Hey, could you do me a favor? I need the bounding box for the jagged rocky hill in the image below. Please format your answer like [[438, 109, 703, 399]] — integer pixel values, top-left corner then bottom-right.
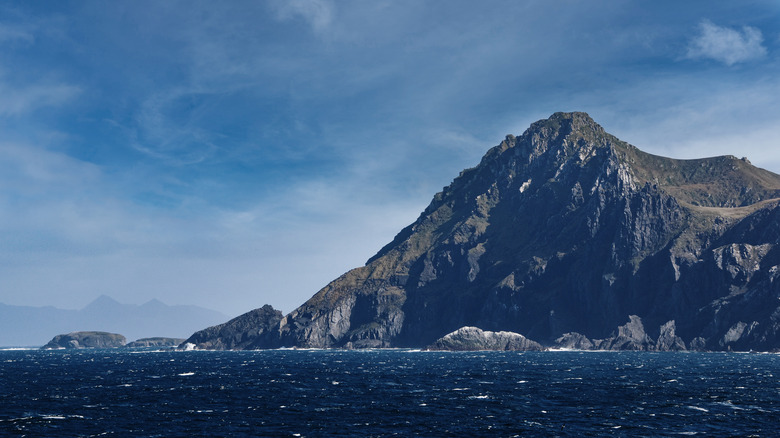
[[185, 112, 780, 351]]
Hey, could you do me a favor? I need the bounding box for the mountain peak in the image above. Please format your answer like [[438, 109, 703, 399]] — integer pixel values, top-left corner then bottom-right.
[[477, 111, 610, 171], [83, 295, 124, 311], [524, 111, 605, 143], [542, 111, 599, 129]]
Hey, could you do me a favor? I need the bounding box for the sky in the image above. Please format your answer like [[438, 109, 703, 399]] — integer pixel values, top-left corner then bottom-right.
[[1, 1, 779, 317]]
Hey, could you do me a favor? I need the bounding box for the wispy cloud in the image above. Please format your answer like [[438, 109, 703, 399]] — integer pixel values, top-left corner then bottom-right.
[[130, 88, 220, 166], [686, 19, 767, 65], [269, 0, 334, 34], [0, 23, 34, 44], [0, 81, 80, 116]]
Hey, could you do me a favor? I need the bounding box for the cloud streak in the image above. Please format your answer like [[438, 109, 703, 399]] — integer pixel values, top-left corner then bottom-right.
[[0, 81, 80, 116], [269, 0, 334, 34]]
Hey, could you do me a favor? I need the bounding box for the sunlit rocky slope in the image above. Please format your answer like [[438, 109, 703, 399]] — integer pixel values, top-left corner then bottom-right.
[[185, 112, 780, 351]]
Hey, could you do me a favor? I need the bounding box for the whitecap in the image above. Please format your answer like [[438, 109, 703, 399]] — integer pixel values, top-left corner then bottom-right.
[[178, 372, 195, 376], [687, 406, 709, 413], [714, 401, 745, 411]]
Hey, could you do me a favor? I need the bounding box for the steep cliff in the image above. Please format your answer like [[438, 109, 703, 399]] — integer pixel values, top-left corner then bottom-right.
[[190, 112, 780, 351]]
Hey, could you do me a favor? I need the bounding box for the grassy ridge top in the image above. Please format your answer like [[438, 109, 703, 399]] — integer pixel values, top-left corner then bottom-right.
[[613, 140, 780, 208]]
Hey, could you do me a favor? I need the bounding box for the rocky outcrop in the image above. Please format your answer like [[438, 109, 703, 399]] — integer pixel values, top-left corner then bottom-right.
[[125, 337, 185, 348], [655, 321, 687, 351], [554, 317, 687, 351], [595, 315, 656, 351], [186, 112, 780, 351], [554, 332, 595, 350], [426, 326, 544, 351], [181, 304, 283, 350], [41, 331, 126, 349]]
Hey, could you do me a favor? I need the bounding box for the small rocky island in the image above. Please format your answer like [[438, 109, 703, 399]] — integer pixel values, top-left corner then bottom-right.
[[125, 337, 186, 348], [42, 331, 126, 349], [427, 327, 544, 351], [41, 331, 185, 349]]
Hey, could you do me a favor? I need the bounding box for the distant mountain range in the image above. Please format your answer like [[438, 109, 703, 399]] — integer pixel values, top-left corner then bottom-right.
[[184, 112, 780, 351], [0, 295, 228, 347]]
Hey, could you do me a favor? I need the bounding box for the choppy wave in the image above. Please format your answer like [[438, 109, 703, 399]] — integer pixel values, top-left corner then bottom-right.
[[1, 349, 778, 436]]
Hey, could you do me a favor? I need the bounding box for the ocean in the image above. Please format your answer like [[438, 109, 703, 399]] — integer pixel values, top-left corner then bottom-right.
[[1, 349, 778, 437]]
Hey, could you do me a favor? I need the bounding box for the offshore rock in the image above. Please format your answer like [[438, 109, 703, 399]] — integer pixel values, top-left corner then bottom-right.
[[426, 326, 544, 351], [41, 331, 126, 349], [186, 112, 780, 351]]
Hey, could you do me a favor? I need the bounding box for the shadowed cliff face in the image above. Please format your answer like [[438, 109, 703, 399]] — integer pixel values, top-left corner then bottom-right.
[[187, 112, 780, 351]]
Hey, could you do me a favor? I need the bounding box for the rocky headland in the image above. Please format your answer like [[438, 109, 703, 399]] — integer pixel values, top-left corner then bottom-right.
[[183, 112, 780, 352]]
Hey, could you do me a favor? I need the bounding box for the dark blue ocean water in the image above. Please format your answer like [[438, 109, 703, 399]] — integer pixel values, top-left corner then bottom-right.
[[1, 349, 778, 437]]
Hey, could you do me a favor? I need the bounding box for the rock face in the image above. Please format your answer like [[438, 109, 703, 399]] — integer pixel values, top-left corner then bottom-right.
[[188, 112, 780, 351], [427, 326, 544, 351], [125, 337, 185, 348], [41, 331, 126, 349]]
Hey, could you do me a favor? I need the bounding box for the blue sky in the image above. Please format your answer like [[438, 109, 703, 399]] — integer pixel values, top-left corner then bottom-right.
[[1, 1, 779, 317]]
